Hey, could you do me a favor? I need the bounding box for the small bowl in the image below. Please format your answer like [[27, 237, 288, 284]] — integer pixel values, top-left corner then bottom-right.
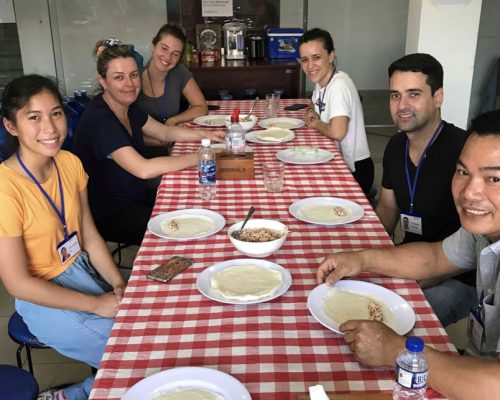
[[227, 219, 288, 258], [224, 114, 258, 131]]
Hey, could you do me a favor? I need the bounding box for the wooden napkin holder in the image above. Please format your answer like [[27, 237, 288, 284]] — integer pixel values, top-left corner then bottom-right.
[[215, 151, 255, 180]]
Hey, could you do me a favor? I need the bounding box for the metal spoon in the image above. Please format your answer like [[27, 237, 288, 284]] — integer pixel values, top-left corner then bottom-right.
[[243, 97, 259, 121], [233, 206, 256, 239]]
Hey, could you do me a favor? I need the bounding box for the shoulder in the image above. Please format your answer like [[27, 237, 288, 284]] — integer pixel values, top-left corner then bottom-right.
[[173, 62, 192, 76], [442, 121, 469, 143]]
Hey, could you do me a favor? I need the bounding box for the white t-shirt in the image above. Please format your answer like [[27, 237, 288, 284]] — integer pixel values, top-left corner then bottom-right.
[[311, 70, 370, 172]]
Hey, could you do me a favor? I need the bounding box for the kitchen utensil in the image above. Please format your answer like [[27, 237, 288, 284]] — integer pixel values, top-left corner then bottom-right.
[[243, 97, 259, 121], [232, 206, 255, 239]]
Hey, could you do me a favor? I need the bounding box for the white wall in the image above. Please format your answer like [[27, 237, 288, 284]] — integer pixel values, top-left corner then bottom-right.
[[14, 0, 167, 96], [469, 0, 500, 121], [13, 0, 57, 77], [406, 0, 482, 129], [280, 0, 304, 28], [306, 0, 409, 91]]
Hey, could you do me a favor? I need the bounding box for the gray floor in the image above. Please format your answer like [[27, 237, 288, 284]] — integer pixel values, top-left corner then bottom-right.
[[0, 92, 468, 391]]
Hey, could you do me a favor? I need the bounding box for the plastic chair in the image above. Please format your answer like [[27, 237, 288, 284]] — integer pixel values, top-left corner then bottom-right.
[[0, 364, 39, 400], [8, 312, 49, 375]]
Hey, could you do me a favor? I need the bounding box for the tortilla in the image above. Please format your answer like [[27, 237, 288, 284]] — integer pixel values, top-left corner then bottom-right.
[[323, 287, 395, 330], [160, 215, 215, 238], [299, 204, 350, 223], [154, 389, 224, 400], [211, 265, 283, 300], [267, 121, 296, 129], [255, 127, 294, 142]]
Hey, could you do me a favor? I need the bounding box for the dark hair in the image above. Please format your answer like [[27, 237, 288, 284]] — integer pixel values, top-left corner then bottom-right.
[[95, 42, 135, 78], [1, 74, 63, 158], [388, 53, 443, 95], [2, 74, 63, 121], [152, 24, 187, 48], [299, 28, 335, 54], [468, 110, 500, 136]]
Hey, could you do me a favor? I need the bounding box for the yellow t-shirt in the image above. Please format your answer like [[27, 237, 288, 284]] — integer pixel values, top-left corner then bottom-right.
[[0, 151, 88, 280]]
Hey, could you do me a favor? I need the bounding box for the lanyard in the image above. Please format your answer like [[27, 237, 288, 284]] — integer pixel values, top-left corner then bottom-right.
[[16, 151, 69, 238], [405, 122, 444, 213], [314, 68, 335, 117]]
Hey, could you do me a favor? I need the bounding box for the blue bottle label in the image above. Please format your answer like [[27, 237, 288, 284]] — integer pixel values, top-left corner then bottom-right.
[[395, 364, 428, 389], [199, 160, 216, 184]]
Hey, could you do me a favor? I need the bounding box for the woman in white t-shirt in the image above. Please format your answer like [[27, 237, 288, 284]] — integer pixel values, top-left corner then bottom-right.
[[299, 28, 374, 197]]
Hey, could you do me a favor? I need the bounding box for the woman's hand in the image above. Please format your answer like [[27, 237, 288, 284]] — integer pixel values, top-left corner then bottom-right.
[[201, 129, 225, 143], [305, 108, 320, 126], [91, 292, 122, 318]]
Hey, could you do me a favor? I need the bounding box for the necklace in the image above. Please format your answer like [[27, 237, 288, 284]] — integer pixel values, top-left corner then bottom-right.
[[315, 67, 336, 117], [146, 67, 167, 122]]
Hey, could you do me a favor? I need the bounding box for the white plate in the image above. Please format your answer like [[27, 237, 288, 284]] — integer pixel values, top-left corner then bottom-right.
[[308, 281, 416, 335], [147, 209, 226, 240], [245, 130, 295, 145], [276, 148, 334, 164], [196, 258, 292, 305], [289, 197, 364, 226], [122, 366, 251, 400], [193, 115, 229, 127], [211, 143, 254, 152], [258, 117, 305, 130]]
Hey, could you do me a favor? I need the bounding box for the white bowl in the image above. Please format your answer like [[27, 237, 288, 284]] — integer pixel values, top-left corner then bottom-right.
[[227, 219, 288, 258], [224, 114, 258, 131]]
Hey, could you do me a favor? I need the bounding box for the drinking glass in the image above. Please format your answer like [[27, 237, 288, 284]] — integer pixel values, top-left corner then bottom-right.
[[262, 162, 285, 192]]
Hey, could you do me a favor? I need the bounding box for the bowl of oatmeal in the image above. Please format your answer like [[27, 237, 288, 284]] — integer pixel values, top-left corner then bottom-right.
[[227, 219, 288, 258]]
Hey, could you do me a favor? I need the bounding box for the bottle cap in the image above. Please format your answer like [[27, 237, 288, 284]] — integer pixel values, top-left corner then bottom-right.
[[231, 107, 240, 123], [201, 138, 211, 147], [405, 336, 424, 352]]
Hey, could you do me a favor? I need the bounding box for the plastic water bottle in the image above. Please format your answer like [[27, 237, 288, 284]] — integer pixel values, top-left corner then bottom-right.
[[393, 336, 428, 400], [198, 138, 217, 200], [225, 107, 246, 154]]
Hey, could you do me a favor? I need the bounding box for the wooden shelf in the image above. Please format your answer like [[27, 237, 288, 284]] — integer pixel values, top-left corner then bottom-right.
[[187, 58, 301, 100]]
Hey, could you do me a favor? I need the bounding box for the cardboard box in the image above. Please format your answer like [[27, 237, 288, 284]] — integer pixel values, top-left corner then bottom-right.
[[216, 151, 254, 180], [267, 27, 303, 59]]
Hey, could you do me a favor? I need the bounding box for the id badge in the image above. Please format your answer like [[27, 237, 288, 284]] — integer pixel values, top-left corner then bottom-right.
[[57, 231, 81, 264], [400, 213, 422, 235], [468, 308, 485, 353]]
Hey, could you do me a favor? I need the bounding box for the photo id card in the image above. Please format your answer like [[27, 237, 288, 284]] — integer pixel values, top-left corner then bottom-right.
[[468, 308, 485, 353], [400, 213, 422, 235], [57, 231, 80, 264]]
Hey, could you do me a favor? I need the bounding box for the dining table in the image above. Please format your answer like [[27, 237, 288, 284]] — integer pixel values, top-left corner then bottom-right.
[[89, 99, 458, 400]]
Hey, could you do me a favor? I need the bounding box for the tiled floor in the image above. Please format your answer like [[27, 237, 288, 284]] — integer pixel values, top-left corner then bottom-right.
[[1, 93, 468, 392]]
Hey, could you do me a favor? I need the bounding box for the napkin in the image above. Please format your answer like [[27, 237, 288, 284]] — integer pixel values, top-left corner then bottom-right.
[[309, 384, 330, 400]]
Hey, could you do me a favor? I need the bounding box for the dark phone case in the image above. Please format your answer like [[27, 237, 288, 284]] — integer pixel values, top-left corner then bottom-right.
[[208, 105, 221, 110], [284, 104, 308, 111], [147, 256, 193, 283]]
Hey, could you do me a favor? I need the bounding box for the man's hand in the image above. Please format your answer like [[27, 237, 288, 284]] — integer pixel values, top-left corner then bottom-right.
[[316, 252, 364, 285], [340, 320, 405, 367]]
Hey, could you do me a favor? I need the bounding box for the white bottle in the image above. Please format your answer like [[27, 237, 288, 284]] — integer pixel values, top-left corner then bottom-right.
[[198, 138, 217, 200], [225, 108, 246, 154], [393, 336, 429, 400]]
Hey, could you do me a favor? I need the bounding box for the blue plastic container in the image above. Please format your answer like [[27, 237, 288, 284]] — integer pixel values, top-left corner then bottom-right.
[[266, 28, 303, 59]]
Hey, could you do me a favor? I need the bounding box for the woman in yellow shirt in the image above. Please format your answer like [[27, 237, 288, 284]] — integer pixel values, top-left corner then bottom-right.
[[0, 74, 125, 400]]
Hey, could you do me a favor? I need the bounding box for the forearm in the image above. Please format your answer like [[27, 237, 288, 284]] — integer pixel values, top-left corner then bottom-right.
[[312, 119, 346, 141], [426, 347, 500, 400], [358, 242, 444, 280], [9, 276, 99, 313], [167, 104, 208, 126], [139, 153, 197, 179]]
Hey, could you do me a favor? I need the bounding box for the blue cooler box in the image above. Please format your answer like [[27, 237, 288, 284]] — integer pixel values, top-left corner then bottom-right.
[[266, 27, 303, 59]]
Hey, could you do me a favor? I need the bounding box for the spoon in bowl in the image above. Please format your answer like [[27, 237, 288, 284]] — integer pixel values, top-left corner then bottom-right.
[[243, 97, 259, 121], [233, 206, 256, 239]]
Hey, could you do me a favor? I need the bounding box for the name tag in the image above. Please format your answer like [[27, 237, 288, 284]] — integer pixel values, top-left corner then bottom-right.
[[400, 213, 422, 235], [57, 231, 81, 264]]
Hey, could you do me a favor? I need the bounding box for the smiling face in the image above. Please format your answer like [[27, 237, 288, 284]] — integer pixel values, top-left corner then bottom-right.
[[299, 39, 334, 87], [389, 71, 443, 134], [3, 90, 66, 162], [97, 57, 140, 106], [452, 133, 500, 242], [151, 33, 183, 73]]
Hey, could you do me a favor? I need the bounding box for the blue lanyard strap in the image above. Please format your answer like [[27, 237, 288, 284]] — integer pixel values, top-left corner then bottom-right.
[[314, 68, 335, 117], [404, 122, 444, 213], [16, 151, 69, 238]]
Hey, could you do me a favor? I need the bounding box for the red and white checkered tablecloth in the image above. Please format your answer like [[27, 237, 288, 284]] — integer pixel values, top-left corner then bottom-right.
[[90, 99, 456, 400]]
